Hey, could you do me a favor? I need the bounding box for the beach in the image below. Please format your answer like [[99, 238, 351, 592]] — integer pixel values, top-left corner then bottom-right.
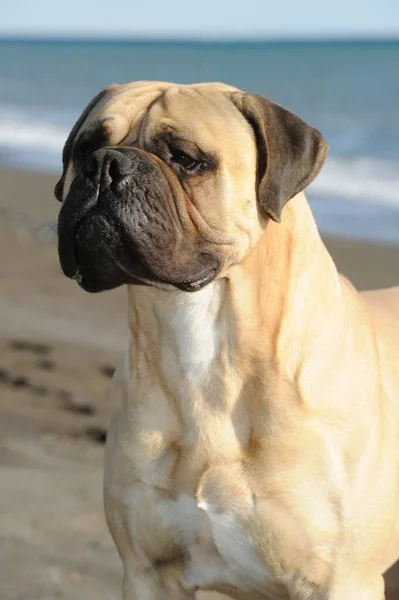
[[0, 168, 397, 599]]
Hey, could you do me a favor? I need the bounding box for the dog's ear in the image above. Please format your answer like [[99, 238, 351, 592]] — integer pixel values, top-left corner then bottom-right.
[[231, 93, 328, 222], [54, 86, 116, 202]]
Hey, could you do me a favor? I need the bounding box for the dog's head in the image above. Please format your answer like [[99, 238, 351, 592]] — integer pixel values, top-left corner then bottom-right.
[[56, 82, 327, 293]]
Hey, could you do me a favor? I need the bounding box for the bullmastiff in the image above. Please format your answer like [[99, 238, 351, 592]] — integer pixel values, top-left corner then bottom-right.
[[55, 81, 399, 599]]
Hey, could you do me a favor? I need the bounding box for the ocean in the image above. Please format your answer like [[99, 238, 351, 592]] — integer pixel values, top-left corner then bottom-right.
[[0, 39, 398, 244]]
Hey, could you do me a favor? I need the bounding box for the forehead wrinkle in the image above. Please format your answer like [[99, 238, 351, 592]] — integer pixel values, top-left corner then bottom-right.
[[134, 89, 168, 146], [86, 85, 169, 145], [154, 87, 246, 151]]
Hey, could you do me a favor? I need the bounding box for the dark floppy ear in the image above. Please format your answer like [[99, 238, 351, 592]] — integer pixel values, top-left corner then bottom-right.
[[54, 86, 115, 202], [231, 93, 328, 222]]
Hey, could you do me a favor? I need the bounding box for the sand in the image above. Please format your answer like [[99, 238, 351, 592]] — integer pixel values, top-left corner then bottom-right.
[[0, 169, 398, 600]]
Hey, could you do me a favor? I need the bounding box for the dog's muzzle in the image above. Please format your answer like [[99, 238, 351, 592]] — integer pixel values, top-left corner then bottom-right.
[[57, 147, 219, 293]]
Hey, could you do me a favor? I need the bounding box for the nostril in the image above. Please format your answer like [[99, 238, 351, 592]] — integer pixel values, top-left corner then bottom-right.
[[108, 158, 122, 182], [108, 156, 130, 183]]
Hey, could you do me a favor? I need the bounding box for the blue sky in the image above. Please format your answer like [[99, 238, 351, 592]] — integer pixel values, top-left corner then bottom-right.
[[1, 0, 399, 39]]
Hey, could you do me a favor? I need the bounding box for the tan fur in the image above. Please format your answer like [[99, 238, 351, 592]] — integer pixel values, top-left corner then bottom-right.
[[59, 82, 399, 599]]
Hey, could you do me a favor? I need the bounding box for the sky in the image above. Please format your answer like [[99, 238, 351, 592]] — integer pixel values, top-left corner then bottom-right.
[[1, 0, 399, 40]]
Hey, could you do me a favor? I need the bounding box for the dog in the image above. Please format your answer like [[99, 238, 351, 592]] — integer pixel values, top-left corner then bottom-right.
[[55, 82, 399, 599]]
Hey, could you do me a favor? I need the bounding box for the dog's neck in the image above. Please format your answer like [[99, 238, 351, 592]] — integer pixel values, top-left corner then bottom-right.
[[126, 193, 343, 407]]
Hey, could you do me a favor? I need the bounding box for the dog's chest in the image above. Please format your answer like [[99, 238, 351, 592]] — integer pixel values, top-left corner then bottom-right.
[[106, 287, 291, 596], [108, 397, 274, 595], [125, 403, 274, 594]]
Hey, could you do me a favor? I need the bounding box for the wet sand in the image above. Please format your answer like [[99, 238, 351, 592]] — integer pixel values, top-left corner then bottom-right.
[[0, 169, 398, 600]]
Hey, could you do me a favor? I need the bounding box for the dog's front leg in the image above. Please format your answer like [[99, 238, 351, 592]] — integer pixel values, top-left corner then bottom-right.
[[105, 491, 195, 600], [122, 564, 195, 600]]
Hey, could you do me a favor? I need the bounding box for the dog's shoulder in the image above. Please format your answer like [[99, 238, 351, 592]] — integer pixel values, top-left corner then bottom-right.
[[360, 287, 399, 393], [361, 286, 399, 324]]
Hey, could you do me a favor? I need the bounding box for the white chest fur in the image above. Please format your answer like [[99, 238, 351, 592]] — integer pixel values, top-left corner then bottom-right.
[[150, 283, 223, 389], [126, 282, 248, 452]]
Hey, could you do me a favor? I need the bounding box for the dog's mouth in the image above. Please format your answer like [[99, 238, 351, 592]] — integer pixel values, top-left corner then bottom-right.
[[71, 262, 217, 293], [59, 204, 219, 294], [176, 272, 217, 292]]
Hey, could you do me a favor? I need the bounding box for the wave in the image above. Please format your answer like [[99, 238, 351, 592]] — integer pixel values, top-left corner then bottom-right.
[[0, 107, 398, 209], [309, 156, 399, 208], [0, 106, 70, 172], [0, 119, 67, 152]]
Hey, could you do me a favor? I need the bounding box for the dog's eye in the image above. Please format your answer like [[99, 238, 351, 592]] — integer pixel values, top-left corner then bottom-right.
[[170, 150, 198, 171]]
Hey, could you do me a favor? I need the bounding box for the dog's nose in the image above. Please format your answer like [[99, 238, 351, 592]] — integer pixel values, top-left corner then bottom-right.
[[82, 148, 131, 185]]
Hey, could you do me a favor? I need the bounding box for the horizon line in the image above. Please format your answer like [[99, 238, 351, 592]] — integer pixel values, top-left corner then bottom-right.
[[0, 33, 399, 45]]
